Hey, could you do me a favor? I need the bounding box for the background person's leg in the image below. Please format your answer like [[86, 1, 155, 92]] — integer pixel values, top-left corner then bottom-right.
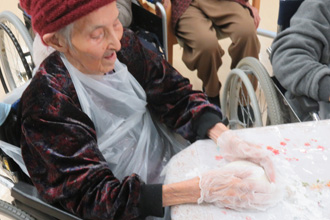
[[176, 2, 223, 100], [197, 0, 260, 69], [196, 0, 260, 124]]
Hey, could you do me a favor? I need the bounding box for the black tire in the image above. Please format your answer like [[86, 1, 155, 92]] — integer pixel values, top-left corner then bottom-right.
[[0, 199, 35, 220], [0, 11, 33, 92], [236, 57, 284, 126], [0, 66, 9, 94]]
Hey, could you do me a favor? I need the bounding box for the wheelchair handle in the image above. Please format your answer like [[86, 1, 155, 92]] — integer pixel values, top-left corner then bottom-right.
[[144, 0, 168, 60]]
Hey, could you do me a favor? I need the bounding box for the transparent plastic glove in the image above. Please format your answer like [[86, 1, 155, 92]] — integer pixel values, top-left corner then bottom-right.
[[217, 130, 276, 182], [198, 162, 280, 211]]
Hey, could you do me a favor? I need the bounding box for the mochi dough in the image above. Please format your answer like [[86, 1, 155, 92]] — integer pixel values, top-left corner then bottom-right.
[[223, 160, 270, 183]]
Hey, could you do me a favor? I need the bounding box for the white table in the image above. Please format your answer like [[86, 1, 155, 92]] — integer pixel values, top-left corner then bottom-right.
[[164, 120, 330, 220]]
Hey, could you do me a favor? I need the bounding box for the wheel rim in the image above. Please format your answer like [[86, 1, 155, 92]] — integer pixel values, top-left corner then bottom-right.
[[0, 22, 32, 90], [0, 11, 34, 92], [236, 57, 284, 126], [222, 69, 263, 129], [242, 68, 270, 126]]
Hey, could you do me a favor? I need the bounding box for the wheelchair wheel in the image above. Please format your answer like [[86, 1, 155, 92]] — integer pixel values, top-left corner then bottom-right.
[[0, 11, 34, 92], [236, 57, 284, 126], [0, 199, 35, 220], [221, 68, 263, 129], [0, 66, 9, 94]]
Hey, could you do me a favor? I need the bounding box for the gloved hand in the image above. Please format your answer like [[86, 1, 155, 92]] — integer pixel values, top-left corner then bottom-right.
[[217, 130, 276, 182], [198, 164, 279, 211]]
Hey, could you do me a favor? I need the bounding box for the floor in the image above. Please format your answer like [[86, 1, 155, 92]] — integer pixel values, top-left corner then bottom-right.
[[0, 0, 279, 203]]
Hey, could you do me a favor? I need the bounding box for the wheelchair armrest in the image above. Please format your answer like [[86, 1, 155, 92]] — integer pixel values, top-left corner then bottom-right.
[[285, 92, 319, 111], [12, 181, 82, 220], [297, 96, 319, 111], [284, 92, 319, 121]]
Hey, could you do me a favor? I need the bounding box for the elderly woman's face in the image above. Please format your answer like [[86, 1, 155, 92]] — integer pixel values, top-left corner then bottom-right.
[[65, 2, 123, 75]]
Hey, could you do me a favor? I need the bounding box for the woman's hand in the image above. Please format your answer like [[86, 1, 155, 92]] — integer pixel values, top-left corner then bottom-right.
[[198, 166, 277, 211], [217, 130, 276, 182]]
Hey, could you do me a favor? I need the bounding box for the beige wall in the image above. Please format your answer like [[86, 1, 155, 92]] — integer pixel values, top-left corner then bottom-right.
[[0, 0, 22, 20]]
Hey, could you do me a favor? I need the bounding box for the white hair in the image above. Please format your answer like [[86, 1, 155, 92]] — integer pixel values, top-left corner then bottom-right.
[[57, 23, 74, 49], [32, 23, 74, 69]]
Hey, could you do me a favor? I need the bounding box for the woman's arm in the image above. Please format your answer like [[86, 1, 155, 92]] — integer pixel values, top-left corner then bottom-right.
[[207, 122, 229, 143], [163, 177, 200, 206]]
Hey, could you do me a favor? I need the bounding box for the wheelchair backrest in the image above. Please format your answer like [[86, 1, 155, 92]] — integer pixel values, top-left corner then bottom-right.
[[277, 0, 304, 32]]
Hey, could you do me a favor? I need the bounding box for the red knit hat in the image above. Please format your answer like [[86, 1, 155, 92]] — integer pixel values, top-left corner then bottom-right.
[[20, 0, 116, 38]]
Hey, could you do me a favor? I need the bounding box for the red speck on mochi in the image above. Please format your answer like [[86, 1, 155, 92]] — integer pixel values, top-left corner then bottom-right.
[[280, 142, 286, 146], [215, 155, 223, 160]]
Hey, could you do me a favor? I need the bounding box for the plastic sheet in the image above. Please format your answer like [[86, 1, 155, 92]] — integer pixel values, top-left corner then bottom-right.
[[61, 55, 189, 183], [0, 141, 29, 176], [164, 120, 330, 220]]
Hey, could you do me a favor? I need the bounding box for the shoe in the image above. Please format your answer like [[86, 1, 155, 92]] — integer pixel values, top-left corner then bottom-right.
[[208, 95, 221, 108], [202, 87, 221, 107], [237, 105, 254, 127]]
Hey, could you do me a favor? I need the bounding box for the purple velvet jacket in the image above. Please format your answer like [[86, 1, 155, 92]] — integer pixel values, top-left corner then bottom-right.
[[19, 29, 223, 219]]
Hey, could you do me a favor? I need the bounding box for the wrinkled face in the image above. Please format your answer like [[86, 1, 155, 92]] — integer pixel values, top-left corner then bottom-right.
[[64, 2, 123, 75]]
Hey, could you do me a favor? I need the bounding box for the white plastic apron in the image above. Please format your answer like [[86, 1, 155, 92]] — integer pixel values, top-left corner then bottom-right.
[[60, 54, 189, 183]]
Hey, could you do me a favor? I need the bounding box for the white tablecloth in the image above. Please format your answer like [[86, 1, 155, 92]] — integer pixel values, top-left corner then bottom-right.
[[164, 120, 330, 220]]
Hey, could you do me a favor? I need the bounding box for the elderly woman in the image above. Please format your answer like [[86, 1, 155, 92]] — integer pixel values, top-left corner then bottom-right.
[[16, 0, 276, 219]]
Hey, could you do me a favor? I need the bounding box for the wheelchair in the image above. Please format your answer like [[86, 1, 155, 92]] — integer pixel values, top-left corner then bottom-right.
[[231, 0, 327, 126], [222, 0, 329, 128]]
